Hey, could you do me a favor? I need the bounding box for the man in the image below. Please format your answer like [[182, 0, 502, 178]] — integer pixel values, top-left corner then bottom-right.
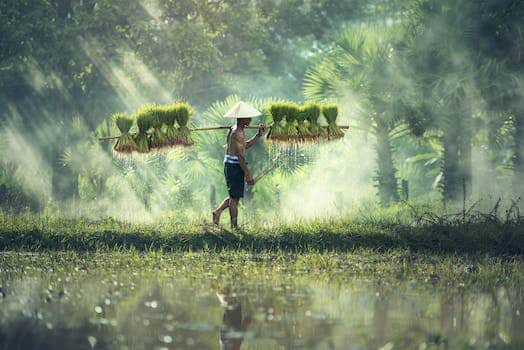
[[212, 102, 265, 228]]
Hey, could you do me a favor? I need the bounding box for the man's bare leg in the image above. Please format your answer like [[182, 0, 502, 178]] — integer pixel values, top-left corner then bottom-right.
[[229, 198, 239, 229], [212, 198, 230, 225]]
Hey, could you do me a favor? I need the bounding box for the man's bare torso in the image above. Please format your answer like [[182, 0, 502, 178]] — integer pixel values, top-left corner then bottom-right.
[[226, 126, 245, 157]]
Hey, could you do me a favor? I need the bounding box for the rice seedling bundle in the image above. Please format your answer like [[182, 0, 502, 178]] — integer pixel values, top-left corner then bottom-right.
[[133, 105, 154, 153], [175, 102, 194, 146], [303, 102, 323, 138], [297, 103, 315, 141], [107, 100, 345, 153], [112, 113, 138, 153], [322, 104, 344, 139], [268, 102, 287, 141], [162, 104, 178, 146], [149, 105, 167, 149], [268, 101, 344, 143], [283, 102, 300, 140]]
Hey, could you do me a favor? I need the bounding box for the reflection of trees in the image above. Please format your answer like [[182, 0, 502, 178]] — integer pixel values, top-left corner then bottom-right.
[[437, 288, 473, 339], [373, 288, 390, 347], [0, 315, 114, 349], [507, 286, 524, 343], [485, 290, 502, 346], [226, 283, 338, 349], [278, 287, 336, 349], [439, 291, 454, 336], [148, 282, 217, 349], [457, 289, 469, 335]]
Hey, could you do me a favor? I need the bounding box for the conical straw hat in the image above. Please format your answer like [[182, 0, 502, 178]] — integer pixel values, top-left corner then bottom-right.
[[224, 101, 262, 118]]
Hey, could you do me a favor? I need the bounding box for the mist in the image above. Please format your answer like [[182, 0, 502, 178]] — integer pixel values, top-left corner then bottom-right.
[[1, 0, 523, 223]]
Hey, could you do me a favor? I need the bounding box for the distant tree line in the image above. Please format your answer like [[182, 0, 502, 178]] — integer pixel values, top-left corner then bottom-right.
[[305, 0, 524, 204], [0, 0, 522, 210], [0, 0, 376, 207]]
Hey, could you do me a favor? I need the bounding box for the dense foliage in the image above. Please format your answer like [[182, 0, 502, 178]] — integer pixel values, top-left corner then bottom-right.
[[1, 0, 523, 215]]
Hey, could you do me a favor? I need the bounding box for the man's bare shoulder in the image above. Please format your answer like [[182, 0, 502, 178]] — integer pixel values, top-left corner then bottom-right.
[[231, 127, 245, 140]]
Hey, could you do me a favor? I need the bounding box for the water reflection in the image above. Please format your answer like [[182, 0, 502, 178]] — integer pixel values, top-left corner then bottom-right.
[[0, 254, 522, 349], [217, 287, 251, 350]]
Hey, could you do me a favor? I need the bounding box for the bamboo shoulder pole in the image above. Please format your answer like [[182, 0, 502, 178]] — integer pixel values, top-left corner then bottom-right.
[[191, 124, 273, 131], [190, 126, 230, 131], [98, 135, 119, 141], [98, 124, 350, 140]]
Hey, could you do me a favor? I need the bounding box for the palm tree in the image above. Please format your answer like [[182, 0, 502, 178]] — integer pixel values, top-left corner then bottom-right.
[[399, 0, 524, 201], [399, 0, 478, 202], [304, 27, 404, 205], [466, 0, 524, 193]]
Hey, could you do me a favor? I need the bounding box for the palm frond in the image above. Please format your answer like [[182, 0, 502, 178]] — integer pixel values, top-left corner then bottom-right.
[[303, 60, 341, 102]]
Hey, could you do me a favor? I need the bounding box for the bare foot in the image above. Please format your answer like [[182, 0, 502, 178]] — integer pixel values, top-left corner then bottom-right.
[[230, 217, 238, 229], [212, 210, 220, 225]]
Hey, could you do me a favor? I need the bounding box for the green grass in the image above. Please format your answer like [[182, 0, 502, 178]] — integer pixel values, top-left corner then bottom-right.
[[1, 249, 522, 290], [1, 211, 522, 254]]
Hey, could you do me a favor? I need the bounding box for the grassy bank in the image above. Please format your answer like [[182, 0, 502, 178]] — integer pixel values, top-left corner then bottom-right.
[[1, 210, 523, 254]]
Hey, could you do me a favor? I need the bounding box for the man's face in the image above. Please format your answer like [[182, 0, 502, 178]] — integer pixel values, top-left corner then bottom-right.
[[238, 118, 251, 127]]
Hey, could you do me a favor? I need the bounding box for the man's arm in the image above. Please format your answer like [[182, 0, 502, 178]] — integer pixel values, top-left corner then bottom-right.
[[245, 133, 260, 149], [246, 125, 265, 149], [233, 131, 254, 184]]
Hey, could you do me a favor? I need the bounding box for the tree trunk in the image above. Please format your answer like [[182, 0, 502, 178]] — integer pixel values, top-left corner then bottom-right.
[[458, 128, 472, 198], [513, 113, 524, 192], [375, 124, 399, 205], [56, 0, 73, 19], [442, 129, 460, 201], [442, 117, 472, 202]]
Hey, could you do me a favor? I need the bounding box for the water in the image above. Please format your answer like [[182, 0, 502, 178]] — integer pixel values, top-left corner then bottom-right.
[[0, 252, 522, 349]]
